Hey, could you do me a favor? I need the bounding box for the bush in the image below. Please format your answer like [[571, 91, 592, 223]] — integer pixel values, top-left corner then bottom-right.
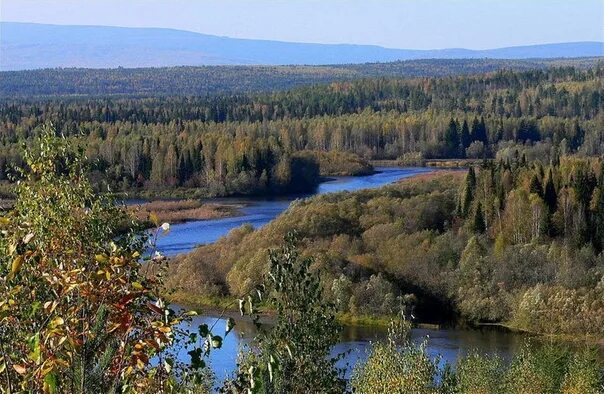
[[223, 234, 346, 393], [351, 319, 438, 394], [456, 352, 504, 394], [0, 129, 220, 393]]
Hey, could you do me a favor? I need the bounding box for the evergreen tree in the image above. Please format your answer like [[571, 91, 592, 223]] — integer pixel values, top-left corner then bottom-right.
[[461, 167, 477, 217], [471, 116, 488, 145], [543, 169, 557, 213], [460, 119, 472, 150], [472, 202, 486, 233], [571, 121, 585, 150], [471, 117, 481, 143], [529, 174, 543, 197], [444, 118, 461, 158], [479, 116, 488, 144], [591, 184, 604, 250]]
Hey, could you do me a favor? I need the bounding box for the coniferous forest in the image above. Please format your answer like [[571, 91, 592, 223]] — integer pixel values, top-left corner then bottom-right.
[[0, 65, 602, 196]]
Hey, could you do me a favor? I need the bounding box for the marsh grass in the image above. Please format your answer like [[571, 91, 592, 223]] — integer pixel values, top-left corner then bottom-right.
[[130, 199, 241, 225]]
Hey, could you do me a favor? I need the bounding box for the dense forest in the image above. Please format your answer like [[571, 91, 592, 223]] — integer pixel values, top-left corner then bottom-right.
[[0, 65, 602, 197], [1, 57, 600, 97], [167, 156, 604, 338]]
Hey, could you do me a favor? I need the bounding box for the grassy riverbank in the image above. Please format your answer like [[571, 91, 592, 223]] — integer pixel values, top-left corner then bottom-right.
[[129, 199, 242, 226], [166, 291, 439, 330]]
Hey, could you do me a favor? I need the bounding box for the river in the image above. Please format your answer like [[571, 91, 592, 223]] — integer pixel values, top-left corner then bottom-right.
[[154, 167, 528, 383], [156, 167, 434, 256], [172, 314, 526, 384]]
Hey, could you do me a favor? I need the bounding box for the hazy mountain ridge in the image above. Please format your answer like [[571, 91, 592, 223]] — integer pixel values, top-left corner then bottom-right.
[[2, 22, 603, 70]]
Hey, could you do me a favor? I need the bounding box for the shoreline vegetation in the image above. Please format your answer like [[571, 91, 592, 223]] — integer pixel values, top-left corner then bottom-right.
[[164, 164, 604, 344], [123, 149, 374, 199], [165, 291, 442, 330], [132, 167, 443, 229], [165, 291, 604, 349], [128, 199, 243, 227]]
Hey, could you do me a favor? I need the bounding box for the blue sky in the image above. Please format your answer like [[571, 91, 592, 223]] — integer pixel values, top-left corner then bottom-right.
[[2, 0, 603, 49]]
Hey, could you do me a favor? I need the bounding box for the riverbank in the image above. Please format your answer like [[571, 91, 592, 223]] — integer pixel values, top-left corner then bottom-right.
[[167, 291, 441, 330], [170, 292, 604, 350], [371, 158, 489, 168], [129, 199, 243, 226], [394, 168, 466, 184], [478, 322, 604, 347]]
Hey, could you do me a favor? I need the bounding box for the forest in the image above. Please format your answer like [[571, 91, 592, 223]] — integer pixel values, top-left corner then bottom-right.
[[1, 57, 600, 97], [167, 156, 604, 338], [0, 65, 602, 197], [1, 61, 604, 392]]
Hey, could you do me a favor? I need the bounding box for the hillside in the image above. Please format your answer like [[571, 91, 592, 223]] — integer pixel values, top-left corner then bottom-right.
[[1, 22, 602, 71], [1, 57, 602, 97]]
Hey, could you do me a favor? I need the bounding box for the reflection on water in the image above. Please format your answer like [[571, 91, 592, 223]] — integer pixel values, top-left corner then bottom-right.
[[156, 167, 434, 256], [174, 314, 526, 384]]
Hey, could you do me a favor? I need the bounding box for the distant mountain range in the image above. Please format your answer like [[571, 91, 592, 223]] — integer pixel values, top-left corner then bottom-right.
[[1, 22, 603, 71]]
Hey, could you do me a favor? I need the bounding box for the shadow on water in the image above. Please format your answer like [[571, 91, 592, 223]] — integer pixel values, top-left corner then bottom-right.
[[173, 313, 528, 384]]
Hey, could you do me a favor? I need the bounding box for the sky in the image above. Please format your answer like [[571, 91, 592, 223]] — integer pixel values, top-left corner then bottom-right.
[[2, 0, 603, 50]]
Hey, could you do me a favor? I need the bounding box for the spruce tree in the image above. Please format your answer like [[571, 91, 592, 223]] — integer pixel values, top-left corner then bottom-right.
[[444, 118, 461, 158], [529, 174, 543, 197], [460, 119, 471, 151], [470, 117, 480, 143], [543, 169, 557, 213], [461, 167, 476, 217], [472, 202, 486, 233], [478, 116, 488, 144], [593, 172, 604, 250]]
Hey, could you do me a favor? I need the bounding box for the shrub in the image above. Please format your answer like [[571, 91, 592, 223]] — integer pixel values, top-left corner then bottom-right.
[[351, 318, 438, 394], [0, 129, 219, 393]]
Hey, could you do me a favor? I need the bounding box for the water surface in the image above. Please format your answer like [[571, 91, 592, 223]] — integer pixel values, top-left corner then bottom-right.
[[175, 314, 525, 384], [157, 167, 433, 255]]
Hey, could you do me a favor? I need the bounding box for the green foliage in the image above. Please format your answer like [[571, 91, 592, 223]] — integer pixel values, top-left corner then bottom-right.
[[222, 234, 345, 393], [0, 66, 602, 196], [354, 337, 602, 394], [561, 350, 604, 394], [456, 352, 504, 394], [472, 202, 486, 233], [351, 317, 440, 394], [0, 129, 224, 393], [351, 341, 438, 394]]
